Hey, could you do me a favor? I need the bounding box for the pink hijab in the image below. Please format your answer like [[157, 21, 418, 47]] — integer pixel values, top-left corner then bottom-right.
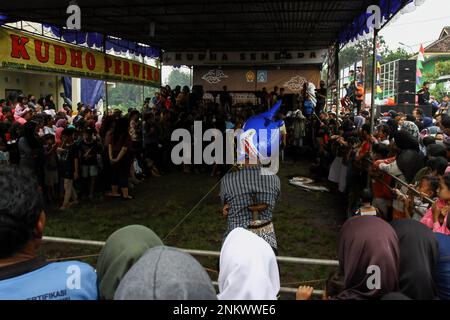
[[55, 119, 68, 145]]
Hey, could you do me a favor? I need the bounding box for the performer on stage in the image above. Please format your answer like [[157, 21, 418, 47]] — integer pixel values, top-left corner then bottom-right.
[[417, 82, 431, 107], [220, 102, 283, 253]]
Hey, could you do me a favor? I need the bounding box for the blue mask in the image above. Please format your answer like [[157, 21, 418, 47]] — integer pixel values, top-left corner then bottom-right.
[[240, 101, 284, 161]]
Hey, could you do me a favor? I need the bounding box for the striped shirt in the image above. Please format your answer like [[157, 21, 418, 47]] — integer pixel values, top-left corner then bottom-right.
[[220, 165, 280, 248]]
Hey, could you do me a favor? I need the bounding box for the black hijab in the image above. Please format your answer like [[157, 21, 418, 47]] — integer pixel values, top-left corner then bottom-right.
[[394, 130, 424, 183], [394, 130, 419, 151], [334, 216, 400, 300], [391, 219, 439, 300]]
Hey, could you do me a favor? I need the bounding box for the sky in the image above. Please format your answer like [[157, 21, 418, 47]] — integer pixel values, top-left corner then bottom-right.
[[380, 0, 450, 52]]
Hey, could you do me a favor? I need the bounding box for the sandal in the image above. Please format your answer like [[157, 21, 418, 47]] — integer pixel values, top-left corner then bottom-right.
[[122, 195, 134, 200]]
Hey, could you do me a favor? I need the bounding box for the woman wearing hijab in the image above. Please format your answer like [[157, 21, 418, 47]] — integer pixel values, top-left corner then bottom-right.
[[114, 246, 217, 300], [217, 227, 280, 300], [391, 219, 438, 300], [55, 119, 68, 146], [334, 216, 400, 300], [96, 225, 163, 300]]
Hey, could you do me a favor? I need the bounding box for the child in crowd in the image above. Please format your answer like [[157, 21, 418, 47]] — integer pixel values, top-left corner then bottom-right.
[[43, 114, 56, 136], [410, 175, 439, 221], [58, 128, 79, 210], [354, 188, 379, 217], [78, 127, 102, 199], [43, 134, 59, 202], [421, 173, 450, 234]]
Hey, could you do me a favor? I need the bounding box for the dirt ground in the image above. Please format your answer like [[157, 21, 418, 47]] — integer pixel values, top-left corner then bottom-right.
[[40, 159, 346, 299]]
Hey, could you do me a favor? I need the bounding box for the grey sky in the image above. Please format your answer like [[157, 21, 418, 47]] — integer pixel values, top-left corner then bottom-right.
[[380, 0, 450, 52]]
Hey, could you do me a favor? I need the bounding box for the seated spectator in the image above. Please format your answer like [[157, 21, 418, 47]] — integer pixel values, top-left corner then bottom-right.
[[332, 216, 399, 300], [217, 227, 280, 300], [114, 246, 216, 300], [96, 225, 163, 300], [391, 219, 439, 300], [0, 167, 97, 300]]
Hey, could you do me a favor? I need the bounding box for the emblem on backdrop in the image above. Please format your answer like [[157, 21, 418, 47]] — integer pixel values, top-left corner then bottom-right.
[[201, 69, 229, 84], [284, 75, 308, 92], [257, 70, 267, 83], [246, 71, 255, 82]]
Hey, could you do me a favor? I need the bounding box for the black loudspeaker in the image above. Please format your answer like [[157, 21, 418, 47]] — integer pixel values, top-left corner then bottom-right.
[[397, 92, 416, 105], [398, 81, 416, 93], [397, 60, 416, 73], [398, 72, 416, 82], [397, 60, 416, 82]]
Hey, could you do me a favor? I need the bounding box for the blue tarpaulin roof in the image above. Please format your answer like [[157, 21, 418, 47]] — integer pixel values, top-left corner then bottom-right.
[[338, 0, 416, 46], [0, 0, 422, 51], [43, 25, 161, 60]]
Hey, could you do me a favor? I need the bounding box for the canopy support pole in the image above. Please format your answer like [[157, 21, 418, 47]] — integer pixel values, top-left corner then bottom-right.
[[370, 28, 379, 134], [102, 34, 108, 115], [335, 42, 340, 113]]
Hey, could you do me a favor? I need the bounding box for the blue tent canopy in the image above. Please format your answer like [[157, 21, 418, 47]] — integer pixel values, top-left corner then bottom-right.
[[44, 25, 160, 60], [338, 0, 415, 46]]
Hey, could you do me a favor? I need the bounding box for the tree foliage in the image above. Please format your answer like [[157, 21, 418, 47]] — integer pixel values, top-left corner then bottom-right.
[[436, 60, 450, 77], [165, 69, 191, 89], [338, 35, 411, 88], [107, 82, 158, 111]]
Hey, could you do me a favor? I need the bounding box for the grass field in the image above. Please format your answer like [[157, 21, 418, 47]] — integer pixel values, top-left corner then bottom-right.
[[40, 160, 345, 298]]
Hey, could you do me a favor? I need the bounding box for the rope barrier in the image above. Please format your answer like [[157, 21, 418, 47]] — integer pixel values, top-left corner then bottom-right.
[[281, 278, 327, 286], [366, 158, 435, 204], [162, 166, 233, 242], [42, 236, 332, 297], [47, 254, 100, 262], [42, 236, 339, 266]]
